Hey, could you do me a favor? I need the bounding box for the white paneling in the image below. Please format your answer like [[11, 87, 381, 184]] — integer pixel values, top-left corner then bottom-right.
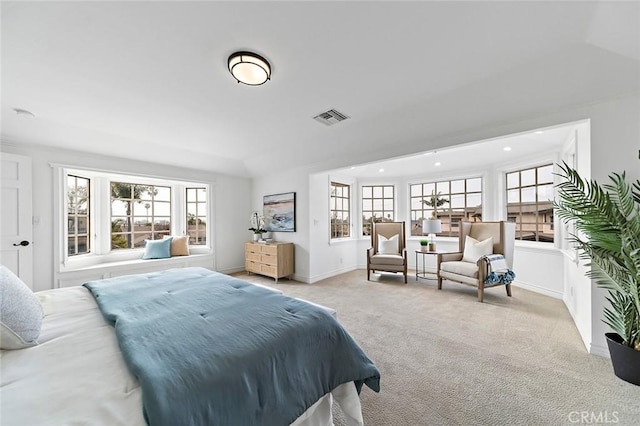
[[56, 254, 214, 288]]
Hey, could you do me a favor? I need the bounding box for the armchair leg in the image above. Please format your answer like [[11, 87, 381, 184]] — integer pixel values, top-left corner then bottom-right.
[[506, 283, 512, 297], [367, 267, 370, 281], [437, 276, 443, 290], [477, 284, 485, 302]]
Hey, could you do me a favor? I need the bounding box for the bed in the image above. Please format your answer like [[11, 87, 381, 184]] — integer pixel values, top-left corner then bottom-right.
[[1, 266, 380, 425]]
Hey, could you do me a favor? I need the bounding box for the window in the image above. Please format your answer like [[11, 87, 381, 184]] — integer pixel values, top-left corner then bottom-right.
[[362, 185, 395, 236], [186, 187, 207, 245], [67, 175, 90, 256], [60, 168, 211, 265], [410, 177, 482, 236], [330, 182, 351, 238], [506, 164, 554, 242], [111, 182, 171, 249]]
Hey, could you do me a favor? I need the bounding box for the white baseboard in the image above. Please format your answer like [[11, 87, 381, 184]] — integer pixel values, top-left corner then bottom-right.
[[590, 342, 610, 358], [217, 266, 246, 275], [512, 280, 563, 299], [308, 265, 358, 284]]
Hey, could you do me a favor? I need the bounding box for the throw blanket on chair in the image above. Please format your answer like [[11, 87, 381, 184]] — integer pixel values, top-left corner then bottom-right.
[[482, 254, 516, 286], [84, 267, 380, 426]]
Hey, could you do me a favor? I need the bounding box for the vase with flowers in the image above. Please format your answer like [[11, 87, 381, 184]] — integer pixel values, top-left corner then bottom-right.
[[249, 212, 267, 241]]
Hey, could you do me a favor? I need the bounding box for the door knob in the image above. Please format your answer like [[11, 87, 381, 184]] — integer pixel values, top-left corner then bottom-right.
[[13, 240, 30, 247]]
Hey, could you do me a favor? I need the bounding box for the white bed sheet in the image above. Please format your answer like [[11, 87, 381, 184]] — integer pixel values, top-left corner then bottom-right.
[[0, 286, 363, 426]]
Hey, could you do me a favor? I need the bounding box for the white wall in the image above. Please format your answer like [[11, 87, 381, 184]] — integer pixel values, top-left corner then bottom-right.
[[251, 167, 310, 281], [0, 142, 251, 291], [561, 122, 593, 351]]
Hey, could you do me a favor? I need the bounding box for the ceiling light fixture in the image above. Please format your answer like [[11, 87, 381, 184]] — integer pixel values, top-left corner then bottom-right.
[[379, 168, 385, 173], [228, 51, 271, 86], [503, 146, 512, 151], [434, 162, 441, 167], [535, 131, 544, 134]]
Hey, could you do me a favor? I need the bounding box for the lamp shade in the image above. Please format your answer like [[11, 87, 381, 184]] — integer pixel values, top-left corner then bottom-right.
[[228, 51, 271, 86], [422, 219, 442, 234]]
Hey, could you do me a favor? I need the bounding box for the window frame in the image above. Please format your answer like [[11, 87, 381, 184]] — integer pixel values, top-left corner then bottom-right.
[[361, 184, 395, 236], [186, 187, 208, 246], [409, 176, 483, 237], [505, 163, 555, 243], [330, 181, 352, 239], [66, 174, 91, 256], [110, 182, 173, 250], [55, 166, 212, 271]]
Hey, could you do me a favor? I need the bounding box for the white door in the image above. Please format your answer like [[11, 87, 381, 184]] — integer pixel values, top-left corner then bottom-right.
[[1, 152, 33, 288]]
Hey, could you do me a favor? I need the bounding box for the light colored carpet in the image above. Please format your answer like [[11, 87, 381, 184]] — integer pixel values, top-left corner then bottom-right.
[[232, 270, 640, 426]]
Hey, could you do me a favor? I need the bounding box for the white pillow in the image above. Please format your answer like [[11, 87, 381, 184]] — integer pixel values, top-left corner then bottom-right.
[[462, 235, 493, 263], [378, 234, 399, 255], [0, 265, 44, 350]]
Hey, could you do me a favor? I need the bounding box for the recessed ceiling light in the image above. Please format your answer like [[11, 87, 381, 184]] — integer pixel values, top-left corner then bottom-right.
[[503, 146, 512, 151], [424, 151, 434, 156], [379, 168, 385, 173], [434, 162, 441, 167], [535, 131, 544, 134], [350, 166, 356, 170]]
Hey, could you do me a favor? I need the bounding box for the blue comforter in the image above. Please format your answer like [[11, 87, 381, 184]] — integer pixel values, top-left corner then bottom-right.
[[84, 267, 380, 426]]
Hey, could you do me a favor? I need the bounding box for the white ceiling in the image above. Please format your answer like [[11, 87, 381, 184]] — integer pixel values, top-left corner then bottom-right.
[[331, 123, 576, 179], [2, 1, 638, 177]]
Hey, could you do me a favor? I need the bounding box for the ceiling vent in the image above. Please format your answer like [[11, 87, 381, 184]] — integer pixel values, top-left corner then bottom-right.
[[313, 109, 350, 126]]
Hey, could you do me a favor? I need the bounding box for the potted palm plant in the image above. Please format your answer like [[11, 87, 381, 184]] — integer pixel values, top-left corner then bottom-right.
[[554, 162, 640, 386]]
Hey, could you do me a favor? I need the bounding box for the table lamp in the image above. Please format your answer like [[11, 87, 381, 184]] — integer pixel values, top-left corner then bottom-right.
[[422, 219, 442, 251]]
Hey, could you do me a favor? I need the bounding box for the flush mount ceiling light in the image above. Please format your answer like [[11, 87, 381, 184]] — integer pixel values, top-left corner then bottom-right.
[[228, 51, 271, 86]]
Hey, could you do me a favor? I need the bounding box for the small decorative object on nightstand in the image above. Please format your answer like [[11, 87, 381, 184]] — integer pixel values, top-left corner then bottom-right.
[[419, 240, 429, 252]]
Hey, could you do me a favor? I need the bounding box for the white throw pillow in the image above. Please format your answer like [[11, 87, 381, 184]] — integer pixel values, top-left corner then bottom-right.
[[462, 235, 493, 263], [378, 234, 399, 255], [0, 265, 44, 350]]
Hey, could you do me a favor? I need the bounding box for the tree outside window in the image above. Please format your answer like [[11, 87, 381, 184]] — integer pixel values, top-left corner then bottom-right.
[[110, 182, 171, 249], [330, 182, 351, 239], [410, 177, 482, 236], [67, 175, 90, 256], [186, 187, 207, 245]]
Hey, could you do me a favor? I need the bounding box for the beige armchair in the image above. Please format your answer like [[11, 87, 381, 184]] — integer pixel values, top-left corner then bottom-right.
[[437, 221, 515, 302], [367, 221, 407, 283]]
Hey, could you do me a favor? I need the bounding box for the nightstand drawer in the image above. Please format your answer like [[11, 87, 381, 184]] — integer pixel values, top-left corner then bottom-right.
[[246, 252, 261, 262], [245, 261, 261, 273], [260, 254, 277, 265], [261, 245, 278, 255], [260, 264, 277, 277]]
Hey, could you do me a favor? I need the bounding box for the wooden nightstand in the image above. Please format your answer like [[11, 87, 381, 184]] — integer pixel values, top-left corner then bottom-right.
[[245, 242, 294, 282]]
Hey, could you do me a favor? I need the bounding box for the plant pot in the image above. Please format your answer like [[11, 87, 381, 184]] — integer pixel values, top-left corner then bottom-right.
[[605, 332, 640, 386], [420, 246, 429, 252], [253, 234, 261, 241]]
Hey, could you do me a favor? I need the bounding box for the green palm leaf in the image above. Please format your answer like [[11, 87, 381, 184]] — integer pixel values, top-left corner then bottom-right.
[[554, 162, 640, 350]]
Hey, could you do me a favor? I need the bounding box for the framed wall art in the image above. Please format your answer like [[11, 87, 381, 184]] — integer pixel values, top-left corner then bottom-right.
[[263, 192, 296, 232]]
